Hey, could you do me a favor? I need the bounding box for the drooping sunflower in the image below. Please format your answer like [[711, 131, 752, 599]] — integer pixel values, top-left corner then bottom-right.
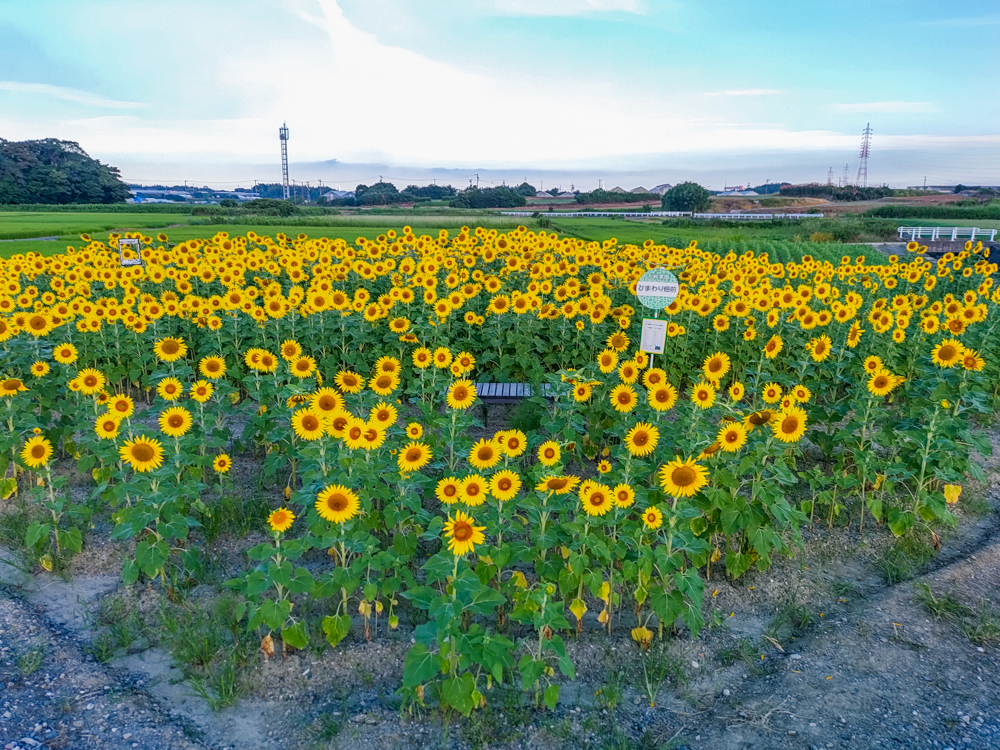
[[625, 422, 659, 457], [443, 510, 486, 556], [78, 368, 107, 396], [580, 484, 614, 517], [659, 456, 709, 498], [648, 383, 678, 412], [489, 469, 522, 502], [159, 406, 193, 438], [468, 438, 501, 471], [690, 382, 716, 410], [154, 336, 188, 363], [291, 408, 325, 441], [610, 384, 638, 413], [537, 440, 561, 467], [460, 475, 488, 506], [398, 441, 433, 473], [931, 339, 964, 368], [267, 507, 295, 533], [20, 435, 53, 469], [435, 476, 462, 505], [717, 422, 748, 453], [198, 355, 227, 379], [702, 351, 731, 382], [315, 484, 361, 524], [534, 475, 581, 495], [119, 436, 165, 472], [446, 379, 477, 409], [0, 378, 27, 397], [213, 454, 232, 473], [335, 370, 364, 394], [642, 505, 664, 531], [53, 343, 79, 364], [772, 407, 808, 443], [94, 415, 121, 440]]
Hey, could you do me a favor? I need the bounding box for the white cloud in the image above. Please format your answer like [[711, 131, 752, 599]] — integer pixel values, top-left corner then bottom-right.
[[491, 0, 644, 16], [704, 89, 780, 97], [833, 101, 936, 114], [0, 81, 145, 110]]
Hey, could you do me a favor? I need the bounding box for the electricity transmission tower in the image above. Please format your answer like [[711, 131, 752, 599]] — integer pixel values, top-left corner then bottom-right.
[[827, 167, 834, 186], [842, 164, 850, 188], [856, 123, 872, 188], [279, 123, 290, 201]]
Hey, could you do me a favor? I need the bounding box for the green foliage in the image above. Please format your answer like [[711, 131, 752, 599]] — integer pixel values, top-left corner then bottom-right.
[[662, 182, 712, 212], [575, 190, 659, 205], [0, 139, 130, 204], [450, 186, 527, 209], [864, 203, 1000, 220]]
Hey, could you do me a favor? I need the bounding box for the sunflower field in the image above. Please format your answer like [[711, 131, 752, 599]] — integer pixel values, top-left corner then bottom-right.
[[0, 226, 997, 715]]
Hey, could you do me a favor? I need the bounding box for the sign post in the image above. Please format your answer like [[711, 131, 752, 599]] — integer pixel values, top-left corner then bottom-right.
[[635, 267, 680, 370], [118, 238, 144, 268]]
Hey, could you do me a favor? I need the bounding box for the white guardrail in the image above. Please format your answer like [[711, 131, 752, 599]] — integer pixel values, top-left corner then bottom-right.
[[500, 211, 823, 220], [897, 226, 997, 242]]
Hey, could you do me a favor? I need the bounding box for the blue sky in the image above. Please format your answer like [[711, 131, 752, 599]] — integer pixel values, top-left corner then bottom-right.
[[2, 0, 999, 188]]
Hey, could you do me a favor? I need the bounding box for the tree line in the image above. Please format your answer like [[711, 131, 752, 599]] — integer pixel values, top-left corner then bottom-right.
[[0, 139, 130, 204]]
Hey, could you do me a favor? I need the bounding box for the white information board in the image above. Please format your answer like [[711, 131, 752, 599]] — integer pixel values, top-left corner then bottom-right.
[[640, 317, 668, 354], [119, 238, 143, 267], [636, 268, 679, 310]]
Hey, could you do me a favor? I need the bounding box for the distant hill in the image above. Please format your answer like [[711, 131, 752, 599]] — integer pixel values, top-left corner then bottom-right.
[[0, 138, 130, 204]]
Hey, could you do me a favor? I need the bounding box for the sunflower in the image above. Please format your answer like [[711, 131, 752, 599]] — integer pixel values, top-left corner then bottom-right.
[[435, 476, 462, 504], [468, 438, 501, 471], [687, 381, 715, 410], [537, 440, 561, 467], [931, 339, 964, 368], [717, 422, 748, 453], [198, 356, 227, 380], [489, 469, 522, 502], [763, 334, 783, 359], [267, 507, 295, 533], [290, 355, 317, 379], [370, 402, 398, 427], [94, 415, 121, 440], [534, 475, 581, 495], [447, 379, 477, 409], [28, 360, 49, 378], [460, 475, 488, 506], [190, 380, 214, 403], [577, 483, 612, 516], [213, 454, 232, 473], [119, 436, 165, 472], [597, 349, 619, 374], [406, 422, 423, 439], [610, 484, 633, 508], [443, 510, 486, 556], [728, 381, 746, 402], [20, 436, 53, 469], [159, 406, 193, 437], [342, 418, 367, 450], [962, 348, 985, 372], [53, 343, 79, 364], [433, 347, 453, 369], [398, 441, 433, 473], [791, 384, 811, 403], [498, 429, 527, 457], [280, 339, 303, 361], [806, 334, 832, 362], [772, 407, 808, 443], [156, 377, 183, 401], [659, 456, 709, 498], [648, 383, 678, 412], [359, 424, 387, 451], [867, 369, 899, 397], [315, 484, 361, 524], [642, 367, 667, 388], [761, 382, 783, 404], [291, 408, 325, 441], [618, 360, 639, 384], [257, 351, 279, 373], [846, 322, 864, 348], [702, 352, 731, 382], [412, 347, 432, 369], [335, 370, 364, 393], [311, 387, 345, 415], [104, 394, 134, 419], [369, 371, 400, 396], [572, 382, 592, 402], [862, 355, 883, 374], [609, 384, 638, 413], [642, 506, 664, 531], [78, 368, 107, 396], [625, 422, 659, 457], [154, 336, 188, 363]]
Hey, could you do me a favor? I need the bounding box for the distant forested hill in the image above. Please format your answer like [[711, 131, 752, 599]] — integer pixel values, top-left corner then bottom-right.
[[0, 138, 130, 204]]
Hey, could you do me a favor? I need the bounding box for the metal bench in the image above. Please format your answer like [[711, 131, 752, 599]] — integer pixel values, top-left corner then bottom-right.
[[475, 382, 555, 403]]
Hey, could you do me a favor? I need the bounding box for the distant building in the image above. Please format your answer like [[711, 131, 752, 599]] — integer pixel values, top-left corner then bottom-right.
[[630, 186, 649, 193], [556, 191, 575, 198], [321, 190, 355, 202], [650, 184, 672, 196], [534, 191, 554, 199], [608, 186, 626, 194]]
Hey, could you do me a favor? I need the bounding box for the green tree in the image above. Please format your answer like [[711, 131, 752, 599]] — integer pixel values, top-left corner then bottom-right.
[[0, 138, 130, 204], [662, 182, 711, 212]]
